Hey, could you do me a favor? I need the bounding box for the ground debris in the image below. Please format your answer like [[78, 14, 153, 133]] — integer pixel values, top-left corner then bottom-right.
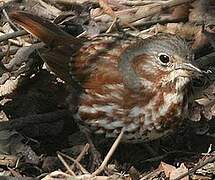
[[0, 0, 214, 179]]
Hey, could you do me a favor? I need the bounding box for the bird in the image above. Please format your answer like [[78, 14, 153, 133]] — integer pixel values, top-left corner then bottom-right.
[[10, 11, 203, 143]]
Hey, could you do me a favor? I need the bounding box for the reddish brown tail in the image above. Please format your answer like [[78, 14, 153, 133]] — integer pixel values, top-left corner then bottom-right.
[[9, 11, 82, 82], [9, 11, 80, 46]]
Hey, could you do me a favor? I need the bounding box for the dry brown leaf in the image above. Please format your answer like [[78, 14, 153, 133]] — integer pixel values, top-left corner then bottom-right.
[[91, 8, 104, 18], [194, 84, 215, 121], [196, 162, 215, 176], [99, 0, 116, 18], [115, 8, 140, 24], [170, 163, 189, 180], [25, 0, 61, 20], [155, 23, 201, 41], [171, 4, 190, 19], [189, 0, 215, 24], [189, 1, 204, 23], [135, 3, 161, 20], [192, 29, 209, 49], [159, 161, 176, 178], [198, 0, 215, 24], [105, 0, 128, 10], [159, 162, 189, 180], [204, 25, 215, 48]]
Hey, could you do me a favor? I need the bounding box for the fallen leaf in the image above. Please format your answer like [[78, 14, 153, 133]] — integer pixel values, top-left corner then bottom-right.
[[159, 161, 176, 178], [99, 0, 116, 18], [170, 163, 189, 180], [192, 29, 209, 49], [171, 4, 190, 19], [189, 1, 204, 23]]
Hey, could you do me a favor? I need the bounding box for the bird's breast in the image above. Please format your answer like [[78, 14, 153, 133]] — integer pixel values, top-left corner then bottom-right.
[[76, 81, 187, 141], [70, 35, 189, 142]]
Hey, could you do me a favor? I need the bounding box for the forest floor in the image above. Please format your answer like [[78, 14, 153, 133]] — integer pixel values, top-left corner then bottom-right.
[[0, 0, 215, 179]]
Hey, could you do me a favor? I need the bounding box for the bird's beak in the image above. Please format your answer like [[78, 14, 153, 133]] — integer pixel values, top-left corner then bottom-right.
[[175, 63, 202, 74]]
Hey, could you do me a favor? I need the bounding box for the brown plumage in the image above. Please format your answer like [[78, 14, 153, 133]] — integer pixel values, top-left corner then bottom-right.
[[10, 11, 203, 142]]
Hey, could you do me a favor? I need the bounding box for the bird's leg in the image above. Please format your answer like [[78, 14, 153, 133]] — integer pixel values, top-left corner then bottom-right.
[[81, 127, 103, 172], [91, 129, 124, 176], [80, 124, 124, 175]]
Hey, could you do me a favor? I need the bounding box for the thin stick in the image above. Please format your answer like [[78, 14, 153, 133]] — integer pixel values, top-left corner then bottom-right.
[[91, 128, 124, 176], [58, 151, 89, 174], [127, 0, 194, 23], [0, 48, 19, 59], [57, 152, 76, 176], [163, 0, 196, 9], [173, 155, 215, 180], [70, 143, 90, 170], [0, 30, 28, 43], [131, 17, 186, 27], [69, 157, 89, 174], [122, 1, 165, 6], [106, 17, 117, 33], [2, 9, 19, 31]]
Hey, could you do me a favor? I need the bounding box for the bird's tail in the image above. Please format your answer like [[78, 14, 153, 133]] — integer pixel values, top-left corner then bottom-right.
[[9, 11, 80, 46], [9, 11, 82, 82]]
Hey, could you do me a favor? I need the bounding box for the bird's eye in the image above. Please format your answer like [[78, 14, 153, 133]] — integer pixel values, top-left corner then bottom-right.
[[158, 53, 170, 64]]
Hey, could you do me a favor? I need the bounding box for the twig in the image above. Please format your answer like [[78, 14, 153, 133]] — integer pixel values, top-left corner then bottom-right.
[[4, 41, 11, 61], [122, 1, 165, 6], [7, 167, 22, 177], [140, 168, 162, 180], [38, 0, 61, 15], [173, 155, 215, 180], [106, 17, 118, 33], [2, 9, 19, 31], [163, 0, 196, 9], [57, 152, 76, 176], [0, 154, 17, 167], [69, 157, 89, 174], [95, 0, 194, 30], [0, 30, 28, 43], [131, 17, 187, 27], [70, 143, 90, 170], [36, 172, 49, 179], [58, 151, 89, 174], [127, 0, 194, 23], [91, 128, 124, 176], [52, 0, 98, 4]]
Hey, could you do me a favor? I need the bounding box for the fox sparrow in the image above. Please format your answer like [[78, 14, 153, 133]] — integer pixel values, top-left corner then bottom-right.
[[10, 11, 203, 142]]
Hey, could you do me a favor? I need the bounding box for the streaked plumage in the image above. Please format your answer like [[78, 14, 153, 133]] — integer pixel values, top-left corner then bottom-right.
[[10, 11, 202, 142]]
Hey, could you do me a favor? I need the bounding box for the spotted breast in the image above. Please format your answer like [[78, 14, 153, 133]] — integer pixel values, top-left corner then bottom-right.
[[10, 11, 202, 142]]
